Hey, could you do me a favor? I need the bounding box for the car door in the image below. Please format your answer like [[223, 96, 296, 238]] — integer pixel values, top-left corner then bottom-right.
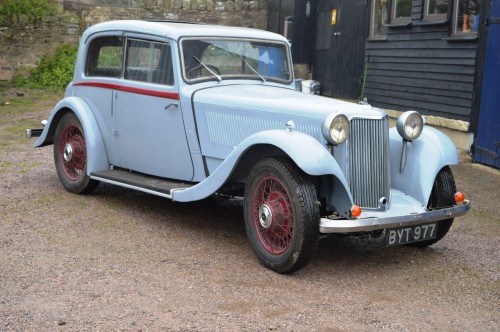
[[114, 38, 194, 181]]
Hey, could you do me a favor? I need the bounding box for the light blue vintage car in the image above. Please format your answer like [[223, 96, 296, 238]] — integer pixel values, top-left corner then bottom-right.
[[30, 20, 470, 273]]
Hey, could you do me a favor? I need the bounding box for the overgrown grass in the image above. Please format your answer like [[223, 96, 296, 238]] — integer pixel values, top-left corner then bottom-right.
[[0, 88, 59, 118], [0, 87, 60, 148], [12, 43, 78, 91]]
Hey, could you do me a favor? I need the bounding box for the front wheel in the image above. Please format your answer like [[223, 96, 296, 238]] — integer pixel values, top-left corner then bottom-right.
[[54, 112, 99, 194], [407, 166, 456, 248], [244, 157, 320, 274]]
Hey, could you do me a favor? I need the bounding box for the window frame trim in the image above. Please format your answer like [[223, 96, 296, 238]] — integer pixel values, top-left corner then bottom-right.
[[423, 0, 449, 22], [451, 0, 480, 36], [84, 35, 125, 79], [179, 36, 294, 85], [123, 37, 175, 86], [370, 0, 390, 39]]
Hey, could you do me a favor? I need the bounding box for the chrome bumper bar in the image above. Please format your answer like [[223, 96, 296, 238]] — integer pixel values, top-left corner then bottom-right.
[[319, 200, 470, 233]]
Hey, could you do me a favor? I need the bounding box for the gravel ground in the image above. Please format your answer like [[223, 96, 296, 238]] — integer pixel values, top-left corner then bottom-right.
[[0, 89, 499, 331]]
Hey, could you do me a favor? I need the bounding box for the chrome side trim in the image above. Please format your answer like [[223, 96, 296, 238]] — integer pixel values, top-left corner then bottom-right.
[[319, 201, 470, 233], [90, 175, 173, 199]]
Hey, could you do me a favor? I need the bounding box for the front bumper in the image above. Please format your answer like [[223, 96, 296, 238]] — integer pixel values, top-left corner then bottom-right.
[[320, 200, 469, 233]]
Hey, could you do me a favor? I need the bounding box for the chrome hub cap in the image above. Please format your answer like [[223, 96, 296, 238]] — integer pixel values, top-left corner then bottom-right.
[[63, 143, 73, 162], [259, 204, 273, 229]]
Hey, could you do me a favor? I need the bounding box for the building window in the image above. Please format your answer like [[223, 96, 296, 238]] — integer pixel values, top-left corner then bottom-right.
[[371, 0, 390, 38], [424, 0, 449, 20], [392, 0, 412, 23], [453, 0, 481, 34]]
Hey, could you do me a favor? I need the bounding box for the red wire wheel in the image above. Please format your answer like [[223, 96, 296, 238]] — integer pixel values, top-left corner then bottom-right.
[[58, 124, 87, 182], [54, 113, 99, 194], [244, 157, 320, 274], [252, 176, 294, 255]]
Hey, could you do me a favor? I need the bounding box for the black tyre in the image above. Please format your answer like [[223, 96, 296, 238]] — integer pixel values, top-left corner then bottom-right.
[[407, 166, 456, 248], [244, 157, 320, 274], [54, 113, 99, 194]]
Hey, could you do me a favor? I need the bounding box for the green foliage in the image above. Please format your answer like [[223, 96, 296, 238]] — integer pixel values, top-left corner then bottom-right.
[[0, 0, 57, 26], [97, 47, 123, 67], [13, 44, 78, 90]]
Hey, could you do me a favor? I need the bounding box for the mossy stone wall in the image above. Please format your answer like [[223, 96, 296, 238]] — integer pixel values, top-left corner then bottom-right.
[[0, 0, 268, 80]]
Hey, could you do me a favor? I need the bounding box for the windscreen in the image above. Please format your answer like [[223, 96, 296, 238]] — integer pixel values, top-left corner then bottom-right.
[[181, 38, 291, 83]]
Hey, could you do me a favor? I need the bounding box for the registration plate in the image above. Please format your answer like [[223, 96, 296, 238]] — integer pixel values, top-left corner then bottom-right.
[[386, 223, 437, 246]]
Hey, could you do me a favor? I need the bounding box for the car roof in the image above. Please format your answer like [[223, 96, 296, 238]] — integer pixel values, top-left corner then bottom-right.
[[82, 20, 289, 43]]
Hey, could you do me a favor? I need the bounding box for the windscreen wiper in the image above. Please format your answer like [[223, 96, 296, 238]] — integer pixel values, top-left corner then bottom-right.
[[193, 56, 222, 82], [239, 55, 265, 82]]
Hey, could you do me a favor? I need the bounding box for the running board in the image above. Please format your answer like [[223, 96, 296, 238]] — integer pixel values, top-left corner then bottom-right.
[[90, 169, 194, 199]]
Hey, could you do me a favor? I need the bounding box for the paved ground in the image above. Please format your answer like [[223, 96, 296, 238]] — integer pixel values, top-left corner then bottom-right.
[[0, 89, 499, 331]]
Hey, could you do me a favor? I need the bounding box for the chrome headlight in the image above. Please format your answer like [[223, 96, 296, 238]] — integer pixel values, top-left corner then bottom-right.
[[322, 114, 350, 145], [396, 111, 424, 141]]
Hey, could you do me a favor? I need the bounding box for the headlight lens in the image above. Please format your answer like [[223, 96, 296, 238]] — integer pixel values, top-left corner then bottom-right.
[[322, 114, 350, 145], [396, 111, 424, 141]]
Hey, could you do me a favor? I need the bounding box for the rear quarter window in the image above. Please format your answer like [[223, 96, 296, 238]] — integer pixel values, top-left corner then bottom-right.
[[86, 36, 124, 78]]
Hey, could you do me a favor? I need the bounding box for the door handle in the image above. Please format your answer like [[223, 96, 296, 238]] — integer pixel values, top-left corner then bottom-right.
[[164, 101, 179, 111]]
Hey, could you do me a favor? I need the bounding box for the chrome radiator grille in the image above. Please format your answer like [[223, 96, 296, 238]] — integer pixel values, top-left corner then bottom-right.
[[347, 117, 390, 208]]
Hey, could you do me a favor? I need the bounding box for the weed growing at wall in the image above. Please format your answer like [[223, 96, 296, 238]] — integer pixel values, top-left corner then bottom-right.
[[13, 44, 77, 90], [0, 0, 57, 26]]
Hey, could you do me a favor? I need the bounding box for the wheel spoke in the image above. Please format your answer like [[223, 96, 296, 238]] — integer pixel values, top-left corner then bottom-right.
[[253, 175, 294, 255], [59, 124, 86, 182]]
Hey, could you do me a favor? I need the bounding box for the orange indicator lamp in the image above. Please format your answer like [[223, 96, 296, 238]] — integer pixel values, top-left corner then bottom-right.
[[351, 205, 362, 218], [454, 192, 465, 204]]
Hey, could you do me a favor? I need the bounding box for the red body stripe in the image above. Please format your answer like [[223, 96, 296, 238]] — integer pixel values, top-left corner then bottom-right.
[[74, 82, 180, 100]]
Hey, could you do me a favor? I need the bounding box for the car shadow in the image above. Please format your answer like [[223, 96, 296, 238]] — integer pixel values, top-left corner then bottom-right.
[[90, 182, 444, 275], [91, 182, 248, 238]]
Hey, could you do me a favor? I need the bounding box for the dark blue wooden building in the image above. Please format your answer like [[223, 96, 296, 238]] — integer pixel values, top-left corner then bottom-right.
[[268, 0, 499, 169]]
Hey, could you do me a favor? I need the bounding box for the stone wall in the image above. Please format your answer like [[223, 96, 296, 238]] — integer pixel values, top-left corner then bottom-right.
[[0, 11, 81, 80], [0, 0, 268, 80]]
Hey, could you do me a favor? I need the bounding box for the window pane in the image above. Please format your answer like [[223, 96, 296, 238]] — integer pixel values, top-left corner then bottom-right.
[[371, 0, 390, 37], [455, 0, 481, 33], [181, 38, 291, 83], [86, 36, 123, 78], [394, 0, 412, 18], [426, 0, 448, 16], [125, 39, 173, 85]]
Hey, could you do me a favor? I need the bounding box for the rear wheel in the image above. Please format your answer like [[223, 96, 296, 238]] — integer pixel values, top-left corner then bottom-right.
[[244, 157, 320, 274], [54, 113, 99, 194], [407, 166, 456, 248]]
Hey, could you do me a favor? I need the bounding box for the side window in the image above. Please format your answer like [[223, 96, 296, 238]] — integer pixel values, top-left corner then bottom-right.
[[86, 36, 123, 78], [125, 39, 174, 85], [453, 0, 481, 34]]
